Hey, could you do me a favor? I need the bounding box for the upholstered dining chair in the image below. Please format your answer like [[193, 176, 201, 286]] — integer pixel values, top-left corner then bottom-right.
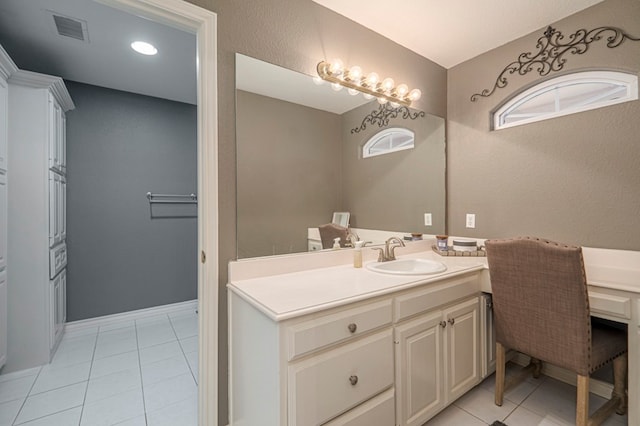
[[485, 237, 627, 426]]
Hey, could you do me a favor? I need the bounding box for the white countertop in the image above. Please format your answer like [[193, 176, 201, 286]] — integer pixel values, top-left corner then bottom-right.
[[228, 251, 485, 321], [229, 243, 640, 322]]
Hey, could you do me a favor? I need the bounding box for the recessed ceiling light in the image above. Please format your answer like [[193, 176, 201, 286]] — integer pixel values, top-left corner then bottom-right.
[[131, 41, 157, 56]]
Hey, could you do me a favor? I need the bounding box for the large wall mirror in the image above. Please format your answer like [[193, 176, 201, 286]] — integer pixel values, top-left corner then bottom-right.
[[236, 54, 446, 259]]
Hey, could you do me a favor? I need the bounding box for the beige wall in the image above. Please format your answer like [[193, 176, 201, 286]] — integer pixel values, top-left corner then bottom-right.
[[183, 0, 447, 422], [447, 0, 640, 250], [341, 103, 446, 233], [236, 90, 342, 258]]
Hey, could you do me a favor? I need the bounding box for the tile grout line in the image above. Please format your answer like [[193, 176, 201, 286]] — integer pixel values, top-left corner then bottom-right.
[[10, 366, 44, 426], [134, 317, 148, 426], [77, 328, 100, 426], [169, 313, 198, 385]]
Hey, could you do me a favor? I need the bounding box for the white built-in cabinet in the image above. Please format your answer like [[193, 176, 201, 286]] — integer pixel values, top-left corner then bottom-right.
[[0, 45, 15, 371], [395, 296, 480, 426], [6, 68, 74, 372], [229, 271, 484, 426]]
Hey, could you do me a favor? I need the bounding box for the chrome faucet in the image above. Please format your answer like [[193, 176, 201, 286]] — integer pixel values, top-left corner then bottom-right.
[[372, 236, 406, 262]]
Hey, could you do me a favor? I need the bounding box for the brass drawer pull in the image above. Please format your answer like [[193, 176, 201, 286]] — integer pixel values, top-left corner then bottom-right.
[[349, 375, 358, 386], [347, 323, 357, 333]]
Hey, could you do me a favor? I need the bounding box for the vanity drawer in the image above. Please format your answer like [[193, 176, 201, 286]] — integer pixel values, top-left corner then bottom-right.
[[323, 388, 395, 426], [288, 329, 393, 426], [287, 299, 392, 361], [49, 242, 67, 279], [395, 273, 479, 322], [589, 291, 631, 320]]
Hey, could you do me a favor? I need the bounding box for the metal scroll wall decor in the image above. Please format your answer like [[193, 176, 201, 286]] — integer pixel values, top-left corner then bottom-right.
[[470, 26, 640, 102], [351, 104, 425, 134]]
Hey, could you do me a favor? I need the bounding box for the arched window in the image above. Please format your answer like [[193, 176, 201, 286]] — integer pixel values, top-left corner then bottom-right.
[[493, 70, 638, 130], [362, 127, 414, 158]]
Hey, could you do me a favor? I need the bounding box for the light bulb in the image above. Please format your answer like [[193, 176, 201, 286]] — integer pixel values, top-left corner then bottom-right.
[[363, 93, 374, 100], [347, 66, 362, 82], [329, 58, 344, 76], [390, 102, 400, 108], [377, 97, 388, 105], [396, 84, 409, 97], [313, 76, 324, 85], [347, 88, 359, 96], [331, 82, 343, 91], [365, 72, 379, 88], [381, 77, 395, 93], [408, 89, 422, 101], [131, 41, 158, 56]]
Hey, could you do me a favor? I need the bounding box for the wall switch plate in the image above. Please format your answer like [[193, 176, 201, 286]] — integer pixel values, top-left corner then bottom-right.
[[466, 213, 476, 228], [424, 213, 432, 226]]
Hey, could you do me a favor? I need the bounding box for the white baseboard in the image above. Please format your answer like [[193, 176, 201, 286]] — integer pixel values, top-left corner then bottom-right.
[[512, 353, 614, 399], [65, 299, 198, 333]]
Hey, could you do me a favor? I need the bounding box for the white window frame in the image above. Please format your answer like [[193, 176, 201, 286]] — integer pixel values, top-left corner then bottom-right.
[[362, 127, 415, 158], [493, 70, 638, 130]]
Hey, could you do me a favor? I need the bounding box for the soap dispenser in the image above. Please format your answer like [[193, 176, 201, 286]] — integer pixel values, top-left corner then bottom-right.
[[332, 237, 341, 250], [353, 240, 364, 268]]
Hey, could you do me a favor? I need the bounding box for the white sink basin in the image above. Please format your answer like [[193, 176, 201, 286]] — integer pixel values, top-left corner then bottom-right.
[[366, 258, 447, 275]]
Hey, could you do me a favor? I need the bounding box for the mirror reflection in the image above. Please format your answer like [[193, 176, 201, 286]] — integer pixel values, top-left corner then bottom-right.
[[236, 54, 446, 259]]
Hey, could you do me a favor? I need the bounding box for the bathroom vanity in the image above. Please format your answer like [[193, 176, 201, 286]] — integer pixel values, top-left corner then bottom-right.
[[228, 242, 640, 426], [228, 244, 489, 426]]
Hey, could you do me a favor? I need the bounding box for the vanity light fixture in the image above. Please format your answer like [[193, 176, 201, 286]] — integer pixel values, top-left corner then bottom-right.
[[317, 59, 421, 107], [131, 41, 158, 56]]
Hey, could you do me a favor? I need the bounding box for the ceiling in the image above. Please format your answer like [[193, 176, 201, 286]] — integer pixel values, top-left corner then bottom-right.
[[0, 0, 196, 104], [0, 0, 606, 107], [313, 0, 605, 69]]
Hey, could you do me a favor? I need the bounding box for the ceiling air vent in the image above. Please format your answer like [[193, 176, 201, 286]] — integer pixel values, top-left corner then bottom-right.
[[47, 11, 89, 42]]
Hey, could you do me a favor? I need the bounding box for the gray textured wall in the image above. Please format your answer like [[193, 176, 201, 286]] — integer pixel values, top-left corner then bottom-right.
[[236, 90, 342, 258], [341, 103, 446, 234], [447, 0, 640, 249], [65, 81, 197, 321]]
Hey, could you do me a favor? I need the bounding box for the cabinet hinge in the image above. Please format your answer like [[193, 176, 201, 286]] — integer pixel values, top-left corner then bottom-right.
[[200, 250, 206, 264]]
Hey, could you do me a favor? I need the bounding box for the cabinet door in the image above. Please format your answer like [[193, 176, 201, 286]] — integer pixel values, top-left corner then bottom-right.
[[443, 297, 481, 402], [48, 95, 64, 174], [49, 270, 66, 351], [395, 310, 445, 426], [49, 274, 59, 350], [0, 171, 6, 271], [49, 172, 63, 247], [0, 77, 7, 172], [60, 176, 66, 242], [60, 113, 66, 174], [0, 271, 7, 369]]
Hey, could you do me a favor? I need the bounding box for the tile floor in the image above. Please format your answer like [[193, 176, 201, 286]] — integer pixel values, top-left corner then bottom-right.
[[426, 363, 628, 426], [1, 316, 629, 426], [0, 308, 198, 426]]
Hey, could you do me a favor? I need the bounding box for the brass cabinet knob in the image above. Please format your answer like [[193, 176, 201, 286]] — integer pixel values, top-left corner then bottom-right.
[[448, 318, 455, 325], [347, 323, 357, 333], [439, 321, 447, 328], [349, 375, 358, 386]]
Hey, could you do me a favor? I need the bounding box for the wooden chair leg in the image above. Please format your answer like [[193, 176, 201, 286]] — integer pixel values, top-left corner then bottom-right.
[[576, 374, 589, 426], [495, 342, 506, 406], [531, 358, 543, 378], [613, 353, 627, 415]]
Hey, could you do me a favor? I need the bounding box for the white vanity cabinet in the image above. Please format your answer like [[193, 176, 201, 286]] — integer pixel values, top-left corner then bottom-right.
[[394, 275, 481, 426], [229, 267, 484, 426], [6, 69, 74, 372]]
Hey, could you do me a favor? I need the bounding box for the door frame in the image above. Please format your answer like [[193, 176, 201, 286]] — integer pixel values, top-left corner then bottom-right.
[[96, 0, 218, 424]]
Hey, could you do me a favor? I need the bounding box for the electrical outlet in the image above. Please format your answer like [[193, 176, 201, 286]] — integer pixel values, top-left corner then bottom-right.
[[424, 213, 432, 226], [466, 213, 476, 228]]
